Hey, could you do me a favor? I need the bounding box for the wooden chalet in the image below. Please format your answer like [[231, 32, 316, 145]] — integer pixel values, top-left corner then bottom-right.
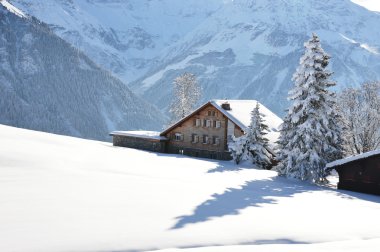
[[326, 149, 380, 196], [110, 100, 282, 161]]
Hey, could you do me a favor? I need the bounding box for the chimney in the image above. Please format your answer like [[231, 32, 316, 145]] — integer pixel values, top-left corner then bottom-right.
[[221, 102, 231, 110]]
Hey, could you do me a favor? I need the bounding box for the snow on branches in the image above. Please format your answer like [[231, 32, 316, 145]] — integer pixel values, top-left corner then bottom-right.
[[337, 81, 380, 155], [229, 102, 272, 169], [247, 102, 272, 169], [169, 72, 201, 125], [229, 135, 249, 165], [276, 33, 343, 183]]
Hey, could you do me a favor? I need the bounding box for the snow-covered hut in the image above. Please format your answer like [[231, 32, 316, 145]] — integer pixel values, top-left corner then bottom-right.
[[326, 149, 380, 195]]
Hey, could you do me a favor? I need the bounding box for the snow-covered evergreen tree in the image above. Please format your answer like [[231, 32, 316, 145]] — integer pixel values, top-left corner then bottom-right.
[[228, 135, 248, 165], [169, 72, 201, 124], [247, 102, 272, 169], [276, 33, 343, 183]]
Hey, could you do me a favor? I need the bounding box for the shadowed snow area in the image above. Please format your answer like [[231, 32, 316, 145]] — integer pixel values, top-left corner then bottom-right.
[[0, 124, 379, 252]]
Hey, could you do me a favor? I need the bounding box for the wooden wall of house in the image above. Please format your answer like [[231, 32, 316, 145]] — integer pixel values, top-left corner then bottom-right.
[[163, 104, 244, 156], [335, 155, 380, 195], [112, 135, 167, 153]]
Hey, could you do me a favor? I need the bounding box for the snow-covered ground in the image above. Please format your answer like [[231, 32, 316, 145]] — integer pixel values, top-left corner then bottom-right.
[[0, 124, 380, 252]]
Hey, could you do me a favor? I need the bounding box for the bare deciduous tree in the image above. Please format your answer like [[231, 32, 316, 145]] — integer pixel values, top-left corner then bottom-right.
[[337, 81, 380, 155], [169, 72, 201, 124]]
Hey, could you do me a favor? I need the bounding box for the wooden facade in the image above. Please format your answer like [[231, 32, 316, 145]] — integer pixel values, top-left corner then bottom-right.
[[161, 104, 244, 160], [326, 151, 380, 196], [111, 134, 167, 153]]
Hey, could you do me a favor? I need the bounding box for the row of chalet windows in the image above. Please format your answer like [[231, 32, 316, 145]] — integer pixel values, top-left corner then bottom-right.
[[193, 134, 220, 145], [194, 118, 221, 128], [207, 110, 217, 117], [191, 134, 220, 145], [174, 133, 220, 145]]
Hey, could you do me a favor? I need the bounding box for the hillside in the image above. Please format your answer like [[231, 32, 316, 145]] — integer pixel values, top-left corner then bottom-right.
[[1, 124, 380, 252], [0, 1, 165, 141]]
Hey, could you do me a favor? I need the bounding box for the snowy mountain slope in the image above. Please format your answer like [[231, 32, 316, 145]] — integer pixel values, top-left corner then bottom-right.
[[0, 2, 165, 141], [1, 124, 380, 252], [11, 0, 224, 82], [130, 0, 380, 115]]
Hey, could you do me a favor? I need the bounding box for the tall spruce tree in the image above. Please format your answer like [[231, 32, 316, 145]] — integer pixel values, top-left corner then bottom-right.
[[247, 102, 272, 169], [169, 72, 201, 124], [276, 33, 343, 183]]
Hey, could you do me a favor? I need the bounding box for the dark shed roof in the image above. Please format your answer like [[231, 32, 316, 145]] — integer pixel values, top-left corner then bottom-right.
[[326, 149, 380, 170]]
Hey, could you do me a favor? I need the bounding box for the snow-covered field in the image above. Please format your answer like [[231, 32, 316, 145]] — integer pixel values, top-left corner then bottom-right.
[[1, 124, 380, 252]]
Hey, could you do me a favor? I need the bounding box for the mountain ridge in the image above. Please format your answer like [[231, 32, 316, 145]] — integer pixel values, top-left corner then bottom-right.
[[130, 0, 380, 115], [0, 2, 165, 140], [9, 0, 380, 116]]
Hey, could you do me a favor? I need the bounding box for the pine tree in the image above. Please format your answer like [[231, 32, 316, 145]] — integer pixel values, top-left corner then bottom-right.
[[169, 72, 201, 124], [276, 33, 343, 183], [247, 102, 272, 169], [228, 135, 249, 164]]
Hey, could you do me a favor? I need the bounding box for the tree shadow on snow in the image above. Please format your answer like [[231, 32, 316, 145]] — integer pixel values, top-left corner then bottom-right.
[[171, 177, 309, 229], [206, 161, 244, 173], [171, 176, 380, 230]]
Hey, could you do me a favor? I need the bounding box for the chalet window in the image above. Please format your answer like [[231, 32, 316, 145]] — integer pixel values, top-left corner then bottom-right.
[[203, 135, 209, 144], [203, 119, 207, 127], [212, 136, 220, 145], [208, 110, 211, 116], [191, 134, 199, 143], [208, 110, 216, 116], [206, 120, 211, 128], [174, 133, 183, 141], [195, 118, 201, 127], [215, 121, 221, 128], [211, 111, 216, 116]]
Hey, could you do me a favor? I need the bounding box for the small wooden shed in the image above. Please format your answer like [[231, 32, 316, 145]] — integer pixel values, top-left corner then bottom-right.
[[110, 131, 168, 153], [326, 150, 380, 196]]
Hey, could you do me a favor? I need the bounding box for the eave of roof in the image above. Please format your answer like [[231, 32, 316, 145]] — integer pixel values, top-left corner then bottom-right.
[[326, 149, 380, 170], [111, 131, 168, 141]]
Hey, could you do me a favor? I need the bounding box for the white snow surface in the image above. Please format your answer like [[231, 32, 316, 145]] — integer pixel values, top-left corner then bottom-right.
[[326, 149, 380, 169], [351, 0, 380, 12], [0, 0, 25, 17], [212, 100, 282, 145], [111, 130, 167, 140], [1, 124, 380, 252]]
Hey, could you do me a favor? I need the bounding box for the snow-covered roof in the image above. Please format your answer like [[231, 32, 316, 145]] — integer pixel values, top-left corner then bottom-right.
[[211, 100, 283, 145], [0, 0, 26, 18], [326, 149, 380, 169], [159, 99, 282, 146], [110, 131, 168, 141]]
